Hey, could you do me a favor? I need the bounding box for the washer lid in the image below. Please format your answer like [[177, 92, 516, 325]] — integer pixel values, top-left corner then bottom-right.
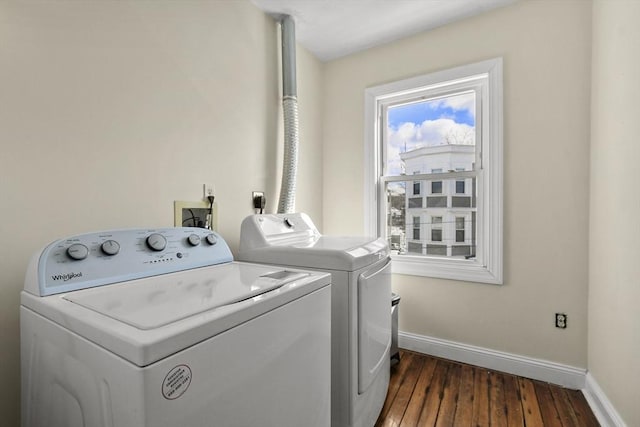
[[22, 262, 330, 366], [63, 264, 310, 330]]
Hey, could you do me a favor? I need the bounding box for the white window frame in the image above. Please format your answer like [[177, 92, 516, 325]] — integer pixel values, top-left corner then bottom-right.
[[364, 58, 503, 284]]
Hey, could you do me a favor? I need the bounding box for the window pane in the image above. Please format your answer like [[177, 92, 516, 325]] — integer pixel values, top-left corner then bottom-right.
[[427, 196, 447, 208], [456, 180, 465, 194], [408, 197, 423, 208], [451, 196, 472, 208], [384, 179, 477, 259], [427, 245, 447, 256], [452, 245, 471, 256], [431, 181, 443, 194], [407, 242, 422, 254], [431, 217, 442, 242], [386, 92, 476, 177]]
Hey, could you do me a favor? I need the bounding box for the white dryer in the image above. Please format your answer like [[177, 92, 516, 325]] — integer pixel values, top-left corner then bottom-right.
[[21, 227, 331, 427], [238, 213, 391, 427]]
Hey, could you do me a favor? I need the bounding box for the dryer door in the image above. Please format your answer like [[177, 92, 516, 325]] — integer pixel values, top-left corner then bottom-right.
[[357, 258, 392, 394]]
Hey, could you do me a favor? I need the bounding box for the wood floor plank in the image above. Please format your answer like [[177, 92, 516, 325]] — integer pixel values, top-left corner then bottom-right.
[[376, 351, 416, 426], [416, 360, 449, 426], [518, 377, 545, 426], [471, 368, 490, 427], [565, 388, 600, 427], [452, 364, 474, 427], [435, 363, 461, 427], [502, 373, 525, 427], [375, 351, 600, 427], [489, 372, 508, 427], [549, 386, 581, 427], [378, 351, 425, 427], [399, 356, 437, 427], [533, 380, 563, 427]]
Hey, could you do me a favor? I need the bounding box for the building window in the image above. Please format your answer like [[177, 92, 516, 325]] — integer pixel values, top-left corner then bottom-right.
[[408, 197, 423, 208], [427, 195, 447, 208], [431, 216, 442, 242], [412, 216, 421, 240], [455, 217, 465, 242], [431, 169, 443, 194], [364, 58, 503, 284], [455, 168, 466, 194]]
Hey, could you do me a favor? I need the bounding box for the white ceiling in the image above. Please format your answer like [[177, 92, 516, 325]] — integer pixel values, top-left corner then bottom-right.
[[251, 0, 519, 62]]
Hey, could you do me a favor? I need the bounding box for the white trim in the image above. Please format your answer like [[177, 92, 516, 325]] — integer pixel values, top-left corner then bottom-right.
[[364, 89, 378, 236], [399, 331, 586, 389], [364, 57, 503, 284], [391, 252, 501, 284], [583, 373, 628, 427]]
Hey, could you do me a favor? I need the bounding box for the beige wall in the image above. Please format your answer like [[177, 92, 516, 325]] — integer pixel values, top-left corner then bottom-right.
[[0, 1, 323, 424], [322, 0, 592, 366], [589, 1, 640, 425]]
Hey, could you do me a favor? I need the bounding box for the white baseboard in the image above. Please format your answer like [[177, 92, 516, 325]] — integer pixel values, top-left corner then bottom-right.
[[398, 331, 586, 389], [583, 373, 628, 427]]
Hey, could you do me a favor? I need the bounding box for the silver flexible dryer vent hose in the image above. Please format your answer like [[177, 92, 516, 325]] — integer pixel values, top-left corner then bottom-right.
[[278, 95, 299, 213], [277, 15, 298, 214]]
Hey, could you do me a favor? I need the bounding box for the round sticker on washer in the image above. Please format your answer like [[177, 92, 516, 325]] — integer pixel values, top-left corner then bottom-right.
[[162, 364, 192, 400]]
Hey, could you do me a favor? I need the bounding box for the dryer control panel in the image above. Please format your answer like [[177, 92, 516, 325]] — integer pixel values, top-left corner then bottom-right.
[[25, 228, 233, 296], [239, 213, 320, 248]]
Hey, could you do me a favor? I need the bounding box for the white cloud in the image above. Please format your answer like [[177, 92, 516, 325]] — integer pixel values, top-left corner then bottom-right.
[[429, 92, 475, 118], [386, 118, 474, 175]]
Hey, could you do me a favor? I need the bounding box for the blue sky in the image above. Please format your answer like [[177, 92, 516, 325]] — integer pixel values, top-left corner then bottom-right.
[[388, 98, 475, 129], [387, 96, 475, 129]]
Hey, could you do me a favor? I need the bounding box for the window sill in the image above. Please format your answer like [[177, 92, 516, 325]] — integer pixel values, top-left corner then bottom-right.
[[390, 254, 502, 285]]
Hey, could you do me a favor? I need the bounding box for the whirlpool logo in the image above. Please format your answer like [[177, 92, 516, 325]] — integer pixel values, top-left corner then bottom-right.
[[51, 272, 83, 282]]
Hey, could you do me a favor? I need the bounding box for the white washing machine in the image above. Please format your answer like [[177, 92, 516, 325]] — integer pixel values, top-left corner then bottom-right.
[[21, 227, 331, 427], [238, 213, 391, 427]]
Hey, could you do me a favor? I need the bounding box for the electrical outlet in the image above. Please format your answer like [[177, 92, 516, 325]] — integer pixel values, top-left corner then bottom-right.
[[252, 191, 265, 210], [555, 313, 567, 329], [203, 184, 214, 199]]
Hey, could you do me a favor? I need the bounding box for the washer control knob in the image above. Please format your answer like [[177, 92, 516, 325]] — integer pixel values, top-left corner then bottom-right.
[[146, 233, 167, 251], [187, 234, 201, 246], [67, 243, 89, 260], [284, 218, 293, 228], [101, 240, 120, 256], [205, 234, 217, 245]]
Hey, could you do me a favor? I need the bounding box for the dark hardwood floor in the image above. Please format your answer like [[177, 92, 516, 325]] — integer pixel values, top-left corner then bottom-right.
[[375, 350, 599, 427]]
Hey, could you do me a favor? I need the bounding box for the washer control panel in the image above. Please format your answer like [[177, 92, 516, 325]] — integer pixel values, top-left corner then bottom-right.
[[28, 227, 233, 296]]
